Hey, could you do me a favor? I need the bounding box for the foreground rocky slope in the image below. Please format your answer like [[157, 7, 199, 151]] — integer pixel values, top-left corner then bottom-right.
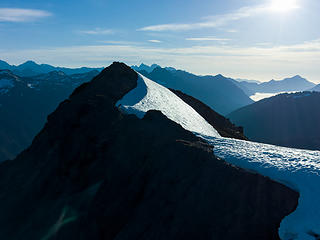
[[0, 63, 298, 239]]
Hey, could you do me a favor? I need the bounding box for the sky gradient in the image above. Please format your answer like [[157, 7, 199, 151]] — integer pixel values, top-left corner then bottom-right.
[[0, 0, 319, 83]]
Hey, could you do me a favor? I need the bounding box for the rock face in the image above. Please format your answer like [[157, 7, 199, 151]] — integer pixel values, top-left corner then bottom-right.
[[0, 63, 298, 240], [228, 92, 320, 150], [170, 89, 247, 140]]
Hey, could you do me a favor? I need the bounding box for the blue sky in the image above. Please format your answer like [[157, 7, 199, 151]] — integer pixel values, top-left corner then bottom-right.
[[0, 0, 320, 82]]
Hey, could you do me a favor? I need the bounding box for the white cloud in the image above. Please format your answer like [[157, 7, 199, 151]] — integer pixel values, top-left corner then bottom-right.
[[97, 40, 140, 45], [138, 4, 279, 32], [226, 29, 238, 33], [186, 37, 231, 41], [148, 39, 162, 43], [79, 28, 113, 35], [0, 8, 51, 22]]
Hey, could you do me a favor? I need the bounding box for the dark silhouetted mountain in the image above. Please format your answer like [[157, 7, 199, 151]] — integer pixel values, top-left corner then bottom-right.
[[228, 91, 320, 150], [139, 68, 253, 115], [170, 89, 247, 140], [0, 60, 103, 77], [0, 62, 298, 240], [0, 70, 99, 162], [238, 75, 316, 95]]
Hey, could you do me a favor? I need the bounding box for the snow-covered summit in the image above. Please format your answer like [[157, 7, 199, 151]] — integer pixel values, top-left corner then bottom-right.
[[116, 73, 221, 138]]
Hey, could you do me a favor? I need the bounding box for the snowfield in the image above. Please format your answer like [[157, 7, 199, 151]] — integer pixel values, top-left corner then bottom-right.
[[116, 73, 221, 138], [201, 135, 320, 240], [117, 72, 320, 240]]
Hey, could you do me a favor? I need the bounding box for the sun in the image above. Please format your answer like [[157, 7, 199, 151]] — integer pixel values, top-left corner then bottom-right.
[[269, 0, 300, 12]]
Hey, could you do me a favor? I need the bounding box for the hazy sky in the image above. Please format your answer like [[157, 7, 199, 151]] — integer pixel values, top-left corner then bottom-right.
[[0, 0, 319, 83]]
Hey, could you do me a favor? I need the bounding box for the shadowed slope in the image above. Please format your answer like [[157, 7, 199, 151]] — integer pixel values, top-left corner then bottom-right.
[[228, 92, 320, 150]]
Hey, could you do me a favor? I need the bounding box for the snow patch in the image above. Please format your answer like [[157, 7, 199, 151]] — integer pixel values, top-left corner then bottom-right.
[[116, 73, 221, 138], [27, 83, 36, 89], [200, 135, 320, 240]]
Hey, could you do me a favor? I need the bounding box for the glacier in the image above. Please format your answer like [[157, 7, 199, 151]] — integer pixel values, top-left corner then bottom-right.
[[116, 72, 320, 240]]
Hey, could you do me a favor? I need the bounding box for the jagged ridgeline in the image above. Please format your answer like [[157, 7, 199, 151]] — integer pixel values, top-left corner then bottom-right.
[[0, 63, 298, 240]]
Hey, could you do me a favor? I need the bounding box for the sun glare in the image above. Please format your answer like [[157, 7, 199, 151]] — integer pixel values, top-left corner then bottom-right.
[[269, 0, 300, 12]]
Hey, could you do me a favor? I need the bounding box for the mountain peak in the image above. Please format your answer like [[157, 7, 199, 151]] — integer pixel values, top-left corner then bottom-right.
[[0, 60, 12, 70], [71, 62, 137, 101], [287, 75, 305, 81], [132, 63, 161, 73], [293, 74, 303, 79], [215, 74, 226, 79], [20, 60, 38, 67]]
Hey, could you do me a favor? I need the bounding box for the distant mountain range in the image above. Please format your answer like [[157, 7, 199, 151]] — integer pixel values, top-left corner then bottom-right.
[[0, 60, 103, 77], [228, 91, 320, 150], [138, 67, 254, 115], [235, 78, 261, 84], [236, 75, 316, 96], [132, 63, 161, 73], [132, 63, 176, 73], [0, 69, 99, 162]]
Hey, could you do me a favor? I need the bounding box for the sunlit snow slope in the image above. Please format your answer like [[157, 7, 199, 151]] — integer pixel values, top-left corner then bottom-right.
[[201, 136, 320, 240], [117, 72, 320, 240], [116, 73, 221, 138]]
